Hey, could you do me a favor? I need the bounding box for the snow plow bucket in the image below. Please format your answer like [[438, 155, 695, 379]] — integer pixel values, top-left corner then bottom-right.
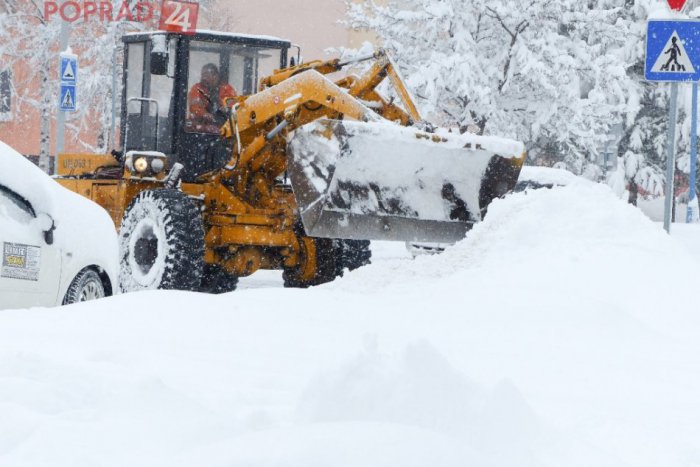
[[287, 119, 526, 243]]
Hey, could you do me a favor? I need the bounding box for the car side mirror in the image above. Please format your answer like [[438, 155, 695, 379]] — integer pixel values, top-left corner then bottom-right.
[[34, 213, 56, 245]]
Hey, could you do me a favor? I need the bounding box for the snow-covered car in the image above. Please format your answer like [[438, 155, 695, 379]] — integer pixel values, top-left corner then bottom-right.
[[0, 140, 118, 310], [514, 166, 578, 192]]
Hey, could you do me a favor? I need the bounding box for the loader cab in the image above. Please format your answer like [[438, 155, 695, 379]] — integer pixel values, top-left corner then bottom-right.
[[120, 31, 290, 181]]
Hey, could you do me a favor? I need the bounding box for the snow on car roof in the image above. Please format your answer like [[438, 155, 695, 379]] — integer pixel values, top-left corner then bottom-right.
[[518, 166, 578, 186]]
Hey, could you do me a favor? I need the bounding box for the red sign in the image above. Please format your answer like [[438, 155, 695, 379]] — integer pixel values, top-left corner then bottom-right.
[[159, 0, 198, 35], [667, 0, 687, 11]]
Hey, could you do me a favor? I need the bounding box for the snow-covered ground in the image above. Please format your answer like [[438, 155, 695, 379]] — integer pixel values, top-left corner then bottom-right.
[[2, 181, 700, 467]]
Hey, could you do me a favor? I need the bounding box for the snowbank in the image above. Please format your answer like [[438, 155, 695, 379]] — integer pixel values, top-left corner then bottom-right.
[[2, 181, 700, 466]]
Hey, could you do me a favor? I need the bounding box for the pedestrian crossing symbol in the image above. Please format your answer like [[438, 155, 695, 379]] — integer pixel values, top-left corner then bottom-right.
[[59, 55, 77, 85], [59, 84, 76, 112], [646, 20, 700, 82], [61, 61, 75, 81], [651, 32, 695, 73]]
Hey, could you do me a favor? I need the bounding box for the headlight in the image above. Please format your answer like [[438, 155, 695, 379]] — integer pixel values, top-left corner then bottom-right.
[[151, 158, 165, 174], [125, 151, 168, 177], [134, 157, 149, 173]]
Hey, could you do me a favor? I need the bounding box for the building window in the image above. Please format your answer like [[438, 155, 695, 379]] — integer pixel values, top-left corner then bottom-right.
[[0, 69, 11, 121]]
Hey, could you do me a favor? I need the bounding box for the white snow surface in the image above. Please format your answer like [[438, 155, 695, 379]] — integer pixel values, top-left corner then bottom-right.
[[2, 181, 700, 466]]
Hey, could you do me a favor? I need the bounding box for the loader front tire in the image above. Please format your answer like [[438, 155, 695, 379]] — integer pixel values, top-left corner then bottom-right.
[[119, 188, 204, 293], [283, 237, 338, 288]]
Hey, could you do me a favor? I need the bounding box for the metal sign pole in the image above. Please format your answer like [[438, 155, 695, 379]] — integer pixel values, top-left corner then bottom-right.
[[55, 9, 72, 172], [110, 43, 117, 150], [688, 81, 699, 223], [664, 82, 679, 233]]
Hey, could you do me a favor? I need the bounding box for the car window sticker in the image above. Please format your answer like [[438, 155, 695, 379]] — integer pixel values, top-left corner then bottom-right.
[[1, 242, 42, 281]]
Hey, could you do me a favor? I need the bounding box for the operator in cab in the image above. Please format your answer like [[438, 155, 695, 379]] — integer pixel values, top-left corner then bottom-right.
[[187, 63, 237, 134]]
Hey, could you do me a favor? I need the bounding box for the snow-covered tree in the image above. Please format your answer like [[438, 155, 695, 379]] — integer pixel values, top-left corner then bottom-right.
[[0, 1, 152, 167], [608, 0, 672, 202], [346, 0, 638, 177], [0, 0, 63, 172], [607, 0, 700, 206]]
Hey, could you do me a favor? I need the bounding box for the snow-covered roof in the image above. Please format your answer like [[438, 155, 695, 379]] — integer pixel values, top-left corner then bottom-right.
[[124, 30, 290, 44]]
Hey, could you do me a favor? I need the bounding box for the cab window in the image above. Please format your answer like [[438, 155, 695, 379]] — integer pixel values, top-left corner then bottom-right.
[[185, 41, 281, 134], [124, 39, 176, 153]]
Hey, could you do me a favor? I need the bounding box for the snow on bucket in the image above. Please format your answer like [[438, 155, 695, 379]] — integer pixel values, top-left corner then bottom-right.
[[287, 119, 526, 243]]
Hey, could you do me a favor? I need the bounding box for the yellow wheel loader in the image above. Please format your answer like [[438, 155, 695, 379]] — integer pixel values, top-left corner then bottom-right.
[[56, 30, 526, 293]]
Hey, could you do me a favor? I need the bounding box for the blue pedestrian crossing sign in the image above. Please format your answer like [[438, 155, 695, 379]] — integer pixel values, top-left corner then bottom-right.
[[646, 20, 700, 82], [59, 84, 76, 112], [58, 52, 77, 112], [59, 54, 77, 85]]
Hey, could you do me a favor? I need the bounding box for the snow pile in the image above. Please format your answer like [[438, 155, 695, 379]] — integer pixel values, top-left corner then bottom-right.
[[449, 180, 673, 269], [334, 180, 692, 298], [295, 340, 546, 466], [2, 181, 700, 466]]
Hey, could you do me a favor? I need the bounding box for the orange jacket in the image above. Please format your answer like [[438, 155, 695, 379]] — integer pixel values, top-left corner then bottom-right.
[[188, 82, 237, 122]]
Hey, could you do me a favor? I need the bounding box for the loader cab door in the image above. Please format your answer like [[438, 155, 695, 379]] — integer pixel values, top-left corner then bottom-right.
[[122, 35, 177, 155], [175, 38, 286, 181]]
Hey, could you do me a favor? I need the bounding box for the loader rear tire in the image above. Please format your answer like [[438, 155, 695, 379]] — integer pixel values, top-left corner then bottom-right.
[[335, 239, 372, 273], [119, 188, 204, 293], [283, 237, 338, 288]]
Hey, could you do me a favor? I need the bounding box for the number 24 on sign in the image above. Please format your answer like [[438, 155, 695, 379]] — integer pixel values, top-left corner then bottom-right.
[[159, 0, 199, 35]]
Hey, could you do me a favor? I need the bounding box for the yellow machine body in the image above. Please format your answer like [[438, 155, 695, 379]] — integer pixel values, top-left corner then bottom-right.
[[56, 33, 526, 290]]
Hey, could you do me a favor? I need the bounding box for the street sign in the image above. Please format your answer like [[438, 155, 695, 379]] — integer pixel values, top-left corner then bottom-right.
[[646, 20, 700, 82], [58, 52, 77, 113], [667, 0, 687, 11], [59, 84, 76, 112], [59, 54, 77, 85], [645, 20, 700, 232], [159, 0, 199, 35]]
